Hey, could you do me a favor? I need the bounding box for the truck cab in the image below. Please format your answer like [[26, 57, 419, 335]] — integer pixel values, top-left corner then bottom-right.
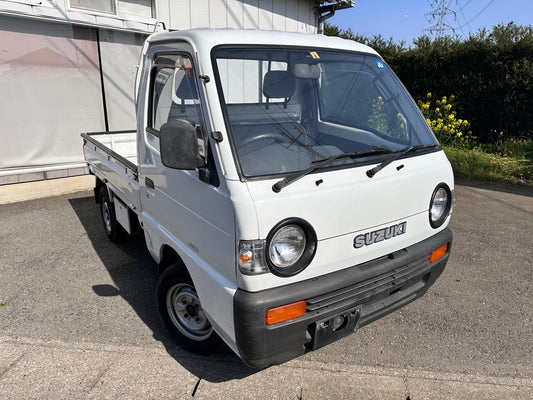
[[83, 29, 454, 368]]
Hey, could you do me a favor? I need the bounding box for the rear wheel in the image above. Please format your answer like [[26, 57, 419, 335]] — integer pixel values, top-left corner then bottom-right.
[[156, 263, 220, 353], [99, 186, 125, 242]]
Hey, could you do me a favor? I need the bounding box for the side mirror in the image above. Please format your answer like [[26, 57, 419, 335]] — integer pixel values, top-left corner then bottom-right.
[[160, 120, 205, 170]]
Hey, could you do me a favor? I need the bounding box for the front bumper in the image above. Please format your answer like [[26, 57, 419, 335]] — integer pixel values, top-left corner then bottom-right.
[[234, 228, 452, 368]]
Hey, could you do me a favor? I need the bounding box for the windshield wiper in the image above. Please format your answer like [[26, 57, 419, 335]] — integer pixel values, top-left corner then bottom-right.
[[272, 149, 391, 193], [366, 144, 439, 178]]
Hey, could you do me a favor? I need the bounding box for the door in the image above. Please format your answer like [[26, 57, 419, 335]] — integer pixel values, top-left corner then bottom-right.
[[137, 42, 235, 331]]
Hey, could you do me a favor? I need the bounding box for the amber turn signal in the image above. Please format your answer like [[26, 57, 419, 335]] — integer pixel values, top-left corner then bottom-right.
[[266, 300, 306, 325], [429, 243, 448, 263]]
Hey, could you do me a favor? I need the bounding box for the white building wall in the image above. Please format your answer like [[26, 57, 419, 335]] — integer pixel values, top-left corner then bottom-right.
[[160, 0, 317, 33], [0, 0, 156, 32], [0, 0, 318, 34], [98, 29, 146, 131], [157, 0, 318, 33], [0, 0, 320, 184], [0, 17, 105, 175]]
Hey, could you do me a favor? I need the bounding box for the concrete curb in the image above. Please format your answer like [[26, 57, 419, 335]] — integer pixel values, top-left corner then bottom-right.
[[1, 336, 531, 399], [0, 175, 94, 205]]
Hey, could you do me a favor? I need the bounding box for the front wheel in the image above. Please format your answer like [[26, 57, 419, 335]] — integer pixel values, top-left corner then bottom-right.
[[156, 263, 220, 353]]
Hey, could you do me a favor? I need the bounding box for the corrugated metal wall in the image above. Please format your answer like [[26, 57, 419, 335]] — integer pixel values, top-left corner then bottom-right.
[[158, 0, 316, 33]]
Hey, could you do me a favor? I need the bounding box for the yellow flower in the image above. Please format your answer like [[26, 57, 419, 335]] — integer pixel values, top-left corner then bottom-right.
[[427, 92, 432, 98], [445, 104, 452, 110], [450, 95, 455, 101], [457, 132, 463, 137], [435, 107, 440, 112], [437, 123, 443, 129]]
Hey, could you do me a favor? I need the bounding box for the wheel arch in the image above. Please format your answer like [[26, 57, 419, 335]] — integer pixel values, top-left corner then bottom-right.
[[159, 245, 189, 277]]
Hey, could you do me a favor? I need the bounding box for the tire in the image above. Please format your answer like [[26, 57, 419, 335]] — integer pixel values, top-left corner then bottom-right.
[[156, 263, 220, 353], [99, 186, 125, 242]]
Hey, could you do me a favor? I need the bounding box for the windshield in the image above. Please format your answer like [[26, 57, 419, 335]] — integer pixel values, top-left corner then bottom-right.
[[213, 48, 438, 178]]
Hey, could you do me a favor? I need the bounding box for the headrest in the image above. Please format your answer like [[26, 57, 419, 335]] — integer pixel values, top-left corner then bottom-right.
[[263, 70, 295, 99], [176, 75, 198, 100]]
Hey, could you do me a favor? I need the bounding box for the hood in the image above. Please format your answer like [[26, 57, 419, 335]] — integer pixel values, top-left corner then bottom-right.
[[246, 150, 453, 241]]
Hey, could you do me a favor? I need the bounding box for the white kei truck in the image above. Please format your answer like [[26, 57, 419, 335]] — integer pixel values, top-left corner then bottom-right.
[[82, 28, 454, 368]]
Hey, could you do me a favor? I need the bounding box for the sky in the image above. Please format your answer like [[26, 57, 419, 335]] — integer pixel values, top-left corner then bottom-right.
[[328, 0, 532, 45]]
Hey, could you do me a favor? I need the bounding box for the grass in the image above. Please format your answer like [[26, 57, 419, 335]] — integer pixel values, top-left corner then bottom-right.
[[474, 138, 533, 160], [443, 143, 533, 185], [0, 301, 10, 307]]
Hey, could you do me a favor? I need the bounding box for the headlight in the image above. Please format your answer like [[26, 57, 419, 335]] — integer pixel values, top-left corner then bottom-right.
[[266, 218, 317, 277], [429, 183, 452, 228], [269, 225, 306, 268]]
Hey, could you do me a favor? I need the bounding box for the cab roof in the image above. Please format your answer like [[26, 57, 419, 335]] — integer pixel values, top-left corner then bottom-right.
[[147, 28, 379, 57]]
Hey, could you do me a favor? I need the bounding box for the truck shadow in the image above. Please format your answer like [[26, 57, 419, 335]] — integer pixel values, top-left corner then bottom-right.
[[69, 195, 256, 382]]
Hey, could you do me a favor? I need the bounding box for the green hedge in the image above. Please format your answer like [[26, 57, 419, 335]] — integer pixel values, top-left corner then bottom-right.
[[443, 145, 533, 184], [324, 23, 533, 143]]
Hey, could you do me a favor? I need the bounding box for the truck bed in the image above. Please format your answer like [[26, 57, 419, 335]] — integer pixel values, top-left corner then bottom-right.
[[82, 130, 141, 212], [82, 130, 137, 175]]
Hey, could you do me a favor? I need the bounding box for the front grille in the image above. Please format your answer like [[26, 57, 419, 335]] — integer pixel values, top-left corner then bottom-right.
[[306, 256, 430, 313]]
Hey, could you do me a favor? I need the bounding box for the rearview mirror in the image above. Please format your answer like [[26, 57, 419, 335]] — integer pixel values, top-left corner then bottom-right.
[[160, 120, 204, 170], [294, 63, 321, 79]]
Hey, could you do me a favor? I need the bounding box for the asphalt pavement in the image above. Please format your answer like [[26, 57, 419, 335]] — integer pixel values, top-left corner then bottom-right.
[[0, 181, 532, 399]]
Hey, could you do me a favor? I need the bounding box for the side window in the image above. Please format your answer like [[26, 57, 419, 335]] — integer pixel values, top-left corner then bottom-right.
[[150, 54, 206, 158]]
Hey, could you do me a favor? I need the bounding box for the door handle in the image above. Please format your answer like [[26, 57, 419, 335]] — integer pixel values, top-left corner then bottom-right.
[[145, 177, 155, 190]]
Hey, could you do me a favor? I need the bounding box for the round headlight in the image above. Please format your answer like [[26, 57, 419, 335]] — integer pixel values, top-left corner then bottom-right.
[[429, 183, 452, 228], [266, 219, 317, 277], [269, 225, 306, 268]]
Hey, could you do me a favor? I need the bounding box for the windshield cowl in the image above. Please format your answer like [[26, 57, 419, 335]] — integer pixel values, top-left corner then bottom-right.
[[273, 149, 392, 192], [272, 144, 440, 192], [366, 144, 439, 178]]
